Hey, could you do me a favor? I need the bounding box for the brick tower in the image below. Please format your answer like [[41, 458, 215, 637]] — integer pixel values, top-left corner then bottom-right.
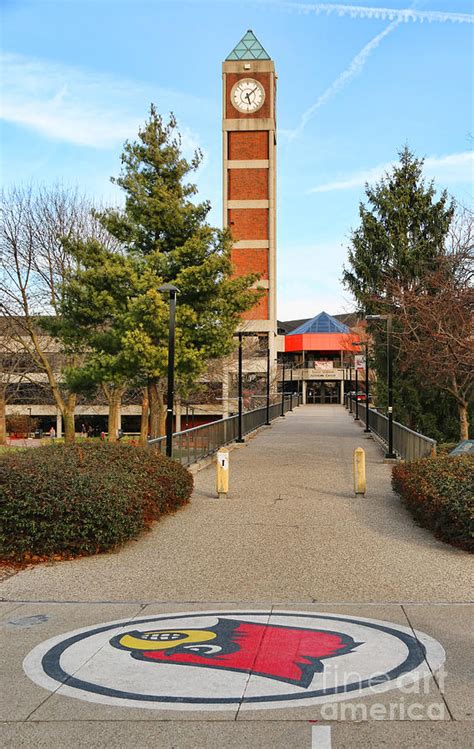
[[222, 30, 277, 344]]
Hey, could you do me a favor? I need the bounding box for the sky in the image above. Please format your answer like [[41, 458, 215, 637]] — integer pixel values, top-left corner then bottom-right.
[[1, 0, 473, 320]]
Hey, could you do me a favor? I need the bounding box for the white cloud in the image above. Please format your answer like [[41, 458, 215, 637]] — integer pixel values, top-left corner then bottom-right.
[[0, 52, 205, 151], [286, 18, 401, 139], [309, 151, 474, 193], [279, 2, 473, 25], [279, 2, 472, 139]]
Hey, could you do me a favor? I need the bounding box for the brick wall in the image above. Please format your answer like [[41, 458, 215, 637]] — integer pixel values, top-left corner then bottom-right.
[[228, 208, 269, 240], [228, 169, 268, 200], [224, 68, 273, 322], [228, 131, 268, 160], [242, 292, 268, 320], [231, 248, 268, 279]]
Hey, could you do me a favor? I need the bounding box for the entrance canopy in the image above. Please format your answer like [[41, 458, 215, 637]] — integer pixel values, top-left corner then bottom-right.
[[285, 333, 359, 353], [285, 312, 359, 353]]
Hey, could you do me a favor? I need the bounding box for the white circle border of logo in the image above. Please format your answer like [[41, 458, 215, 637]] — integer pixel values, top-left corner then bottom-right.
[[23, 610, 445, 711]]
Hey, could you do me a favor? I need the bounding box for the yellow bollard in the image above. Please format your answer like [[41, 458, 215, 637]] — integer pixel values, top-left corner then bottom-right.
[[216, 449, 229, 498], [353, 447, 366, 496]]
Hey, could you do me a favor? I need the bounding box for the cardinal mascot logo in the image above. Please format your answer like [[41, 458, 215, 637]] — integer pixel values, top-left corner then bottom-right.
[[110, 618, 360, 688]]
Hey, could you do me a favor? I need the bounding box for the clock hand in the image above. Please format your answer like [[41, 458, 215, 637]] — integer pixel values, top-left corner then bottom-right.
[[245, 92, 251, 103]]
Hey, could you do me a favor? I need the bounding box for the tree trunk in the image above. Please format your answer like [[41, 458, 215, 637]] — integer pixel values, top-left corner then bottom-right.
[[148, 378, 166, 439], [28, 326, 74, 440], [63, 393, 76, 444], [140, 388, 149, 446], [175, 397, 181, 433], [451, 374, 470, 442], [63, 412, 75, 443], [107, 388, 123, 442], [159, 399, 166, 437], [458, 400, 469, 441], [0, 389, 6, 446]]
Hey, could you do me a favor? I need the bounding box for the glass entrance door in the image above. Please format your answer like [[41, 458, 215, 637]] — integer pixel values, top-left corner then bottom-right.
[[306, 381, 339, 404], [322, 381, 338, 403]]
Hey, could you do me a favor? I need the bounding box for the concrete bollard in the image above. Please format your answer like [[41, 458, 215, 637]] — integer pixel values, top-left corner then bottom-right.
[[216, 449, 229, 498], [353, 447, 366, 496]]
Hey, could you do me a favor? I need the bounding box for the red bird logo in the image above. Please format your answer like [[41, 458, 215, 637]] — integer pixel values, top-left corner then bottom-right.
[[110, 618, 360, 688]]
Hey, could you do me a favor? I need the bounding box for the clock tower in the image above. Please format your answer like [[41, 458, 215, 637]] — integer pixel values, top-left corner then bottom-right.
[[222, 30, 277, 345]]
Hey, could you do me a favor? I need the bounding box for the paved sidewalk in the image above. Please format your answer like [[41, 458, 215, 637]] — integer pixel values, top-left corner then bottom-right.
[[1, 405, 472, 748], [1, 404, 470, 603]]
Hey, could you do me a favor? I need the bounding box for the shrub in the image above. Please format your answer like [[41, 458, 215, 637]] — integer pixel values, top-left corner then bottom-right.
[[392, 454, 474, 551], [0, 442, 193, 560]]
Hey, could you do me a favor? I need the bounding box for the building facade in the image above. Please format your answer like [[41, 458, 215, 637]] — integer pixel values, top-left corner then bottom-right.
[[277, 312, 361, 405]]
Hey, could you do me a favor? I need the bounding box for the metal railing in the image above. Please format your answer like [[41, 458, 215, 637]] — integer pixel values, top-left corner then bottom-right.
[[345, 395, 436, 461], [148, 393, 300, 466]]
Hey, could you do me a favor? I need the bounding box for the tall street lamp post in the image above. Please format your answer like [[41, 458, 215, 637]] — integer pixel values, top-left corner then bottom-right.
[[289, 364, 294, 411], [233, 331, 258, 442], [348, 361, 353, 413], [236, 332, 245, 443], [158, 284, 179, 458], [344, 366, 349, 408], [265, 346, 271, 425], [281, 360, 286, 417], [364, 340, 370, 433], [366, 314, 395, 458], [353, 340, 370, 433], [354, 365, 359, 420]]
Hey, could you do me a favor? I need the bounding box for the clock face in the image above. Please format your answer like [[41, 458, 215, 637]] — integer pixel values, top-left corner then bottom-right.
[[231, 78, 265, 113]]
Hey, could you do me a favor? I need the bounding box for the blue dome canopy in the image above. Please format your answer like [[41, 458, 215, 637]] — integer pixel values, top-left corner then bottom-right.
[[287, 312, 350, 335]]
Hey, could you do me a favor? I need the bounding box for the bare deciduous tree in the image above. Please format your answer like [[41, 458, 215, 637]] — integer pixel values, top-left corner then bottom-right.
[[388, 208, 474, 440], [0, 184, 115, 443]]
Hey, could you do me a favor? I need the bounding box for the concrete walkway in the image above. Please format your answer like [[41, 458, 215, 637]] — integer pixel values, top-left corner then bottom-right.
[[1, 405, 472, 748], [1, 404, 470, 603]]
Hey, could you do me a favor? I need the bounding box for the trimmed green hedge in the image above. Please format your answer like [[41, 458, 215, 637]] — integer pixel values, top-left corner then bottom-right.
[[392, 454, 474, 551], [0, 443, 193, 560]]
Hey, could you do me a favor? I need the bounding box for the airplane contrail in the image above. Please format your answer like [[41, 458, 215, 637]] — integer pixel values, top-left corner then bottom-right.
[[279, 2, 474, 25], [288, 18, 401, 138]]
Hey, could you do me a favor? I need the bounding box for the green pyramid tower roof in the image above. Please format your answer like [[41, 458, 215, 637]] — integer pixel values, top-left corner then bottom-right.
[[226, 30, 270, 61]]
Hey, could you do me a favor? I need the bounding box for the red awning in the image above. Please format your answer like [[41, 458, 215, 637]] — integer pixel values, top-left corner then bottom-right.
[[285, 333, 360, 353]]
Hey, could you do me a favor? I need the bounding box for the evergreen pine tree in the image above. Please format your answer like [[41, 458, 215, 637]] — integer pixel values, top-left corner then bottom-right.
[[59, 106, 260, 439], [343, 146, 456, 436], [344, 145, 454, 305]]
